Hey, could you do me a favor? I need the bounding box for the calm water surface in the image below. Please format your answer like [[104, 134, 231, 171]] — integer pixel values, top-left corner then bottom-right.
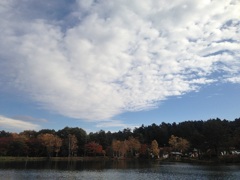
[[0, 160, 240, 180]]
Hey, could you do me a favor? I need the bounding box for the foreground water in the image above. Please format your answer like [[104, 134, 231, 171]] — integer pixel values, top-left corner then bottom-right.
[[0, 160, 240, 180]]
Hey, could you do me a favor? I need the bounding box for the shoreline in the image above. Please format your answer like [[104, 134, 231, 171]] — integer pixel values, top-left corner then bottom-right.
[[1, 156, 240, 164], [0, 156, 111, 162]]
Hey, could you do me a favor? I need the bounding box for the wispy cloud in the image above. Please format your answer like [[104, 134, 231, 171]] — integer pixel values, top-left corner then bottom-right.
[[0, 115, 41, 132], [11, 115, 48, 123], [96, 119, 137, 129], [0, 0, 239, 124]]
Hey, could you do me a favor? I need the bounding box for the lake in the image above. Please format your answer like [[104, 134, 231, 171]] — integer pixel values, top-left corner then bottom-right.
[[0, 160, 240, 179]]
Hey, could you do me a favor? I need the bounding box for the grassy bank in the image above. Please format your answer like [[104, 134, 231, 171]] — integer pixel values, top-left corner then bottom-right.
[[161, 156, 240, 164], [1, 156, 240, 164], [0, 157, 47, 162]]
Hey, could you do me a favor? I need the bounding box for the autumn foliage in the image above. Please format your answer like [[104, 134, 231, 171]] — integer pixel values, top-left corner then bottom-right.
[[168, 135, 190, 153], [1, 118, 240, 159], [84, 142, 103, 156]]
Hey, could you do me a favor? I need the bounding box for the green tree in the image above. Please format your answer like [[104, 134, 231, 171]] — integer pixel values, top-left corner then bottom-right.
[[7, 133, 28, 156], [8, 140, 28, 156], [26, 138, 45, 157], [0, 130, 11, 138], [57, 127, 87, 156], [203, 119, 228, 157]]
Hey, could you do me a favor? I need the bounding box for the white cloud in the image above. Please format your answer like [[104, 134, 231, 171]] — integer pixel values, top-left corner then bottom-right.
[[225, 76, 240, 83], [11, 115, 48, 123], [0, 115, 41, 132], [96, 119, 138, 130], [0, 0, 239, 125]]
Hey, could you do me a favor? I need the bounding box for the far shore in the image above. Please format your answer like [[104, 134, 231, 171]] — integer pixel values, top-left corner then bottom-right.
[[1, 156, 240, 164], [0, 156, 111, 162]]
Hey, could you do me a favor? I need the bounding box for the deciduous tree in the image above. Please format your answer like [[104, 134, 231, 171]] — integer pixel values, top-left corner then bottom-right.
[[85, 141, 103, 156], [38, 133, 62, 157], [68, 134, 78, 157], [168, 135, 190, 152], [112, 140, 121, 157], [54, 136, 62, 157], [38, 133, 55, 157], [151, 140, 159, 158], [127, 136, 141, 157]]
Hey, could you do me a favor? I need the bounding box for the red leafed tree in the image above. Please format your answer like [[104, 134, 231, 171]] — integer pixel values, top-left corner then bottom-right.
[[139, 144, 148, 157], [85, 141, 103, 156], [0, 137, 12, 156]]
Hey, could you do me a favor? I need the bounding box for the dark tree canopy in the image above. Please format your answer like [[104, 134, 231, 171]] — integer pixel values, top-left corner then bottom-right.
[[1, 117, 240, 159]]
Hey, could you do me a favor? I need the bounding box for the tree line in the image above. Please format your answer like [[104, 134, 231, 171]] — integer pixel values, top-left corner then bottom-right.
[[1, 117, 240, 159]]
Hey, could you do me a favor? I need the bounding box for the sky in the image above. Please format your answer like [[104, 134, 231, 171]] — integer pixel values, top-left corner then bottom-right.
[[0, 0, 240, 133]]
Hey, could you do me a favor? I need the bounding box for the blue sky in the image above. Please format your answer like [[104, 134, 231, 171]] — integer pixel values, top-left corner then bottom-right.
[[0, 0, 239, 133]]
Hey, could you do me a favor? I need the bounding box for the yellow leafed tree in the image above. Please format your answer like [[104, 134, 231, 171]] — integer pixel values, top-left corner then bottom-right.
[[151, 140, 159, 158], [168, 135, 189, 152], [127, 136, 141, 157]]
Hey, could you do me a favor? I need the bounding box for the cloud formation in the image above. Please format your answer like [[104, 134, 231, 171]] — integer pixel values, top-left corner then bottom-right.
[[0, 115, 41, 132], [0, 0, 239, 124], [96, 119, 137, 129]]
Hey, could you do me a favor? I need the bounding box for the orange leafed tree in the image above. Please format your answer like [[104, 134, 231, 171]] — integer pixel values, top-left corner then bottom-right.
[[68, 134, 78, 157], [38, 133, 55, 157], [112, 140, 121, 157], [127, 136, 141, 157], [54, 136, 62, 157], [38, 133, 63, 157], [119, 140, 129, 157], [168, 135, 190, 152]]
